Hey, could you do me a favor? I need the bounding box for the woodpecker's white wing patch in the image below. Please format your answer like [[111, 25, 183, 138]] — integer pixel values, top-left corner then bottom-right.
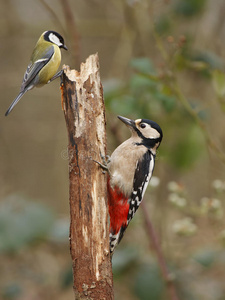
[[127, 150, 155, 225], [141, 157, 154, 197]]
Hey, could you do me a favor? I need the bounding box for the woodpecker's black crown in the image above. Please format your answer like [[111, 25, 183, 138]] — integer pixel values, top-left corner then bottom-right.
[[140, 119, 163, 142], [118, 115, 163, 151]]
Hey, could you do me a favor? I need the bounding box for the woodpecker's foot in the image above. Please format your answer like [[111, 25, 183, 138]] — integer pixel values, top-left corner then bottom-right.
[[93, 159, 108, 173], [93, 154, 110, 173], [100, 154, 111, 164]]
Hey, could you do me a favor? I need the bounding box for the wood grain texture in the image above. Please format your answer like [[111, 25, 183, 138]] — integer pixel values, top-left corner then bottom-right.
[[61, 53, 113, 300]]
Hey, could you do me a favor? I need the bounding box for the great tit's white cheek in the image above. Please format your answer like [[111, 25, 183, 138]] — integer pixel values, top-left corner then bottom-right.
[[49, 33, 62, 47]]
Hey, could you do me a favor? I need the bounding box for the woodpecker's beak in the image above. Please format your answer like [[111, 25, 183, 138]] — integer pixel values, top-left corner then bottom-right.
[[118, 116, 135, 130]]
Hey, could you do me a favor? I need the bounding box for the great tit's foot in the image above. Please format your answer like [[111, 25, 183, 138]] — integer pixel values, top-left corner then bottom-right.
[[48, 70, 64, 83]]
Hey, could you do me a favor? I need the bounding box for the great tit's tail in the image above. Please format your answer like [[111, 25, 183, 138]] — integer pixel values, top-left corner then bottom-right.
[[5, 89, 28, 116]]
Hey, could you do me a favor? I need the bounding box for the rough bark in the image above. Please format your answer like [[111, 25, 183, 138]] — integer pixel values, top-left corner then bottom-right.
[[61, 53, 114, 300]]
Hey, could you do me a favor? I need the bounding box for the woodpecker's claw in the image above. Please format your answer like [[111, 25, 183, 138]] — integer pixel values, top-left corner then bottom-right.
[[100, 154, 111, 164], [93, 154, 110, 174], [93, 160, 108, 172]]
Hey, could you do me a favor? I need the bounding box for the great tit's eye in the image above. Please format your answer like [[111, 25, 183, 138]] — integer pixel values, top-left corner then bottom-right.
[[140, 123, 146, 129]]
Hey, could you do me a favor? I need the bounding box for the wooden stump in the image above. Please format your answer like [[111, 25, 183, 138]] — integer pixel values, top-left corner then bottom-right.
[[61, 53, 114, 300]]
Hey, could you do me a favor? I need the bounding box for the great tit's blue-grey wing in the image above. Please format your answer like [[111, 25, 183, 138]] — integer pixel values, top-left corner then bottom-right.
[[21, 46, 54, 91], [5, 46, 54, 116]]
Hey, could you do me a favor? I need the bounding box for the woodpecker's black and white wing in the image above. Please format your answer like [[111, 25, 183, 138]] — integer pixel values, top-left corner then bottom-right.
[[116, 150, 155, 246], [127, 150, 155, 225]]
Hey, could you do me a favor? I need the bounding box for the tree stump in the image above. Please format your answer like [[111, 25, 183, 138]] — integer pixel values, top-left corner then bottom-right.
[[61, 53, 114, 300]]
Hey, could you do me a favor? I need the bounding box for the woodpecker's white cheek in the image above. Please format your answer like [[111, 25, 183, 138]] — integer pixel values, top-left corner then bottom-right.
[[144, 127, 160, 139]]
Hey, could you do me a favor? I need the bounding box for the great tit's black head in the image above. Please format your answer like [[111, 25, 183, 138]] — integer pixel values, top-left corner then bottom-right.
[[43, 30, 68, 50], [118, 116, 163, 150]]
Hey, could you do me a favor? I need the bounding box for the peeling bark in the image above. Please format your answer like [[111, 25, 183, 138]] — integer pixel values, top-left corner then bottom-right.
[[61, 54, 114, 300]]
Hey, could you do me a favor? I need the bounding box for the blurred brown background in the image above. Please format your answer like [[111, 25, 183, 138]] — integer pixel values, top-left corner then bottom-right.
[[1, 0, 225, 299]]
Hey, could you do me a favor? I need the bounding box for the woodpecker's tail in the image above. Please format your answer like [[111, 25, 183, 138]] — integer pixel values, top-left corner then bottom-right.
[[5, 89, 28, 116], [109, 225, 127, 254]]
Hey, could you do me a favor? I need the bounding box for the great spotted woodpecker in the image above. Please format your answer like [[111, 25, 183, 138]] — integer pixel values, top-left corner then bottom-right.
[[107, 116, 163, 254]]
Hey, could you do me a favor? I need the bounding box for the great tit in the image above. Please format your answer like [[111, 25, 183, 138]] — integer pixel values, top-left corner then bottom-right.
[[5, 30, 67, 116]]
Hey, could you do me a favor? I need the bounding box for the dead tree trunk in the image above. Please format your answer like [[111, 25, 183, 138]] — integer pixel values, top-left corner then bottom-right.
[[61, 53, 114, 299]]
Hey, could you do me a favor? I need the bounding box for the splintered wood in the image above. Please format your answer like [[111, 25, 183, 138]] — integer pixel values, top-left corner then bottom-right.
[[61, 54, 114, 300]]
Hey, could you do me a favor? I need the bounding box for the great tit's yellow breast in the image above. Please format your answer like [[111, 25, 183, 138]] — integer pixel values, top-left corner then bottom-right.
[[38, 44, 61, 85]]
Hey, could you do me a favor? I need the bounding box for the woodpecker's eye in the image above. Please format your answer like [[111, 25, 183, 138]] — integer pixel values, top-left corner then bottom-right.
[[140, 123, 146, 129]]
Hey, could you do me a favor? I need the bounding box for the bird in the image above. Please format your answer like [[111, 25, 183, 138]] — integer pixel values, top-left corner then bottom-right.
[[107, 115, 163, 254], [5, 30, 67, 116]]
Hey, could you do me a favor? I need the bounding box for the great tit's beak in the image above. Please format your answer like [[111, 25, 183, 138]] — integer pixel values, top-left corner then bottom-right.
[[117, 116, 136, 130], [62, 44, 68, 50]]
